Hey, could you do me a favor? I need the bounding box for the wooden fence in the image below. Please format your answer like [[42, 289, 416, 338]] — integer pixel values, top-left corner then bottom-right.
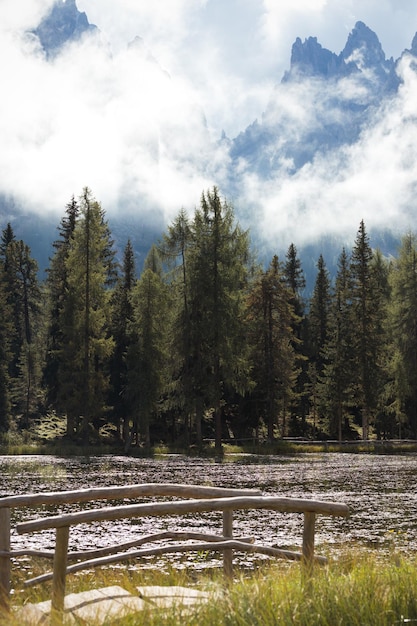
[[0, 483, 349, 621]]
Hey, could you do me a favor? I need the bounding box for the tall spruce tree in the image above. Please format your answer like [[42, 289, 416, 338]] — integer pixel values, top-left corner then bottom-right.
[[283, 243, 308, 433], [109, 239, 136, 444], [319, 248, 354, 441], [4, 239, 42, 426], [308, 255, 331, 369], [188, 188, 251, 453], [387, 233, 417, 437], [350, 220, 380, 439], [126, 247, 169, 450], [246, 255, 299, 440], [0, 268, 12, 431], [307, 255, 331, 433], [161, 209, 194, 443], [58, 188, 115, 440], [44, 196, 79, 409]]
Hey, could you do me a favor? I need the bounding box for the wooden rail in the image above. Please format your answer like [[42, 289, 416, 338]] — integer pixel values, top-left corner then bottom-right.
[[0, 483, 349, 622]]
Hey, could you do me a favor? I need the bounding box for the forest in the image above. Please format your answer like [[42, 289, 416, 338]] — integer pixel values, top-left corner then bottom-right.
[[0, 185, 416, 452]]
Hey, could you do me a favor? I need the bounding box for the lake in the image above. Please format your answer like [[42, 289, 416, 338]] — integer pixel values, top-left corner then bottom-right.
[[2, 453, 417, 567]]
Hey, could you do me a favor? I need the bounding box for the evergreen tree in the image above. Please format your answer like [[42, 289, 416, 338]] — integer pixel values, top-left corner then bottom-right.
[[306, 254, 331, 433], [246, 256, 299, 440], [187, 188, 251, 453], [350, 220, 380, 439], [0, 272, 12, 431], [44, 196, 79, 409], [387, 234, 417, 437], [283, 243, 308, 433], [319, 248, 354, 440], [161, 209, 194, 443], [308, 254, 331, 370], [58, 188, 115, 439], [109, 239, 136, 445], [4, 240, 42, 426], [127, 247, 169, 450], [0, 223, 15, 271]]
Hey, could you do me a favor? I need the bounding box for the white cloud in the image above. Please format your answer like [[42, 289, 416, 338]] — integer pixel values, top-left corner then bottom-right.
[[1, 0, 417, 256], [237, 54, 417, 250]]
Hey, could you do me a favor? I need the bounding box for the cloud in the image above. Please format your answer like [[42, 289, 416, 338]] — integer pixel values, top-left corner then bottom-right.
[[0, 17, 222, 224], [236, 54, 417, 250], [2, 0, 417, 258]]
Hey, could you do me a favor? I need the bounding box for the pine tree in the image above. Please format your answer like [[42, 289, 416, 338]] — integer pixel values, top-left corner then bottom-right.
[[0, 271, 12, 431], [44, 196, 79, 409], [127, 247, 169, 450], [58, 188, 115, 440], [283, 243, 307, 434], [161, 209, 194, 443], [306, 255, 331, 434], [187, 188, 251, 453], [319, 248, 354, 441], [350, 220, 380, 439], [308, 255, 331, 369], [246, 256, 299, 440], [109, 239, 136, 445], [4, 240, 42, 426], [387, 233, 417, 437]]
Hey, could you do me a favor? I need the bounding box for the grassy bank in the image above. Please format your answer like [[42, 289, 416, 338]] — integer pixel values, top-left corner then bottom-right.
[[2, 439, 417, 457], [7, 552, 417, 625]]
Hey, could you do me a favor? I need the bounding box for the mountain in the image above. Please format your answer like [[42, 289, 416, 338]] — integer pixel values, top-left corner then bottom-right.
[[2, 2, 417, 286], [31, 0, 98, 58], [230, 21, 402, 177]]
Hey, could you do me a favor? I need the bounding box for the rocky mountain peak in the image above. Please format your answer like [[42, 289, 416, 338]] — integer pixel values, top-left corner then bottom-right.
[[341, 20, 391, 73], [283, 36, 351, 81], [32, 0, 98, 58]]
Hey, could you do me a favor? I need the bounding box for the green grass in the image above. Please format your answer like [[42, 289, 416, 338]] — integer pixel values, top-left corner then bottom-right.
[[5, 551, 417, 625]]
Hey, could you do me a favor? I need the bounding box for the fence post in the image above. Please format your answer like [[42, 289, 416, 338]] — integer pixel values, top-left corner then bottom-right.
[[51, 526, 70, 625], [223, 509, 233, 579], [302, 511, 316, 568], [0, 508, 10, 615]]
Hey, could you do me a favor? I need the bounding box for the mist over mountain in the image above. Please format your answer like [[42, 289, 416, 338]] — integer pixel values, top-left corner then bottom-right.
[[2, 0, 417, 285], [31, 0, 98, 58]]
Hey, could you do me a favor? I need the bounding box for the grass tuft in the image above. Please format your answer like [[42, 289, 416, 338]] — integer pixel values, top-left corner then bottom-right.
[[5, 551, 417, 625]]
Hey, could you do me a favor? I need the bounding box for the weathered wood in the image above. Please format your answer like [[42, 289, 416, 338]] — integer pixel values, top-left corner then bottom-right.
[[0, 483, 262, 509], [5, 531, 255, 562], [223, 510, 233, 578], [0, 508, 10, 615], [17, 496, 349, 534], [2, 483, 348, 612], [302, 511, 316, 566], [51, 526, 69, 624], [25, 540, 329, 587]]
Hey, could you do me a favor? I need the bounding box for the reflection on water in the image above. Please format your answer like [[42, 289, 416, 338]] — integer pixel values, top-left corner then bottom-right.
[[2, 453, 417, 564]]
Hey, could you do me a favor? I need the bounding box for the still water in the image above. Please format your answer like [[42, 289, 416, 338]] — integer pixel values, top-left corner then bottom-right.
[[2, 453, 417, 565]]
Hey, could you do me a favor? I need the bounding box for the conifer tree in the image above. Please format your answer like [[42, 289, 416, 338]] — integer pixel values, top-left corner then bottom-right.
[[308, 254, 331, 369], [387, 233, 417, 437], [161, 209, 194, 443], [109, 239, 136, 444], [350, 220, 381, 439], [44, 196, 79, 409], [4, 239, 42, 426], [187, 188, 251, 453], [319, 248, 354, 440], [0, 270, 12, 431], [283, 243, 308, 433], [246, 256, 299, 440], [127, 246, 169, 450], [58, 188, 115, 439]]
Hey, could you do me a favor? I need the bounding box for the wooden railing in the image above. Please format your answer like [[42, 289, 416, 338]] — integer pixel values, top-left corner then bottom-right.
[[0, 483, 349, 621]]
